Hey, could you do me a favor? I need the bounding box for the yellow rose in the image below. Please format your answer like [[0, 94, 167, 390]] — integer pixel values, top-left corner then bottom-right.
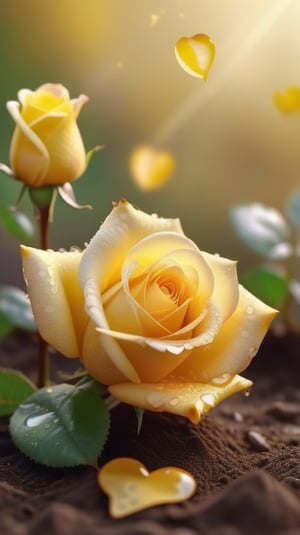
[[21, 201, 277, 423], [7, 83, 88, 187]]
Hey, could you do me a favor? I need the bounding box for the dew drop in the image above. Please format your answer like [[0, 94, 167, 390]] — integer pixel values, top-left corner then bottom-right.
[[176, 472, 197, 498], [211, 373, 231, 385], [248, 346, 257, 358], [146, 392, 165, 408], [201, 393, 215, 407], [246, 305, 255, 315], [125, 482, 137, 493], [26, 412, 54, 428], [31, 441, 39, 448], [169, 398, 179, 407]]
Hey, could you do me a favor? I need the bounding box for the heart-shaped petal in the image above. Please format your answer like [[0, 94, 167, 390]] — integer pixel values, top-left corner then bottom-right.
[[175, 33, 215, 79], [129, 145, 175, 191], [274, 86, 300, 114], [98, 457, 196, 518]]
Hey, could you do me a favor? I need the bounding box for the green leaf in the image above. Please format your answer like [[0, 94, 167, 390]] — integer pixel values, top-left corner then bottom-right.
[[0, 286, 36, 332], [230, 204, 291, 259], [242, 266, 289, 309], [0, 312, 14, 340], [86, 144, 103, 166], [0, 206, 34, 241], [0, 369, 37, 416], [10, 382, 110, 467], [286, 186, 300, 230]]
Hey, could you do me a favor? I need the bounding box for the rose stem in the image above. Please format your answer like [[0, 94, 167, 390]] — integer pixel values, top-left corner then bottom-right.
[[37, 205, 51, 388]]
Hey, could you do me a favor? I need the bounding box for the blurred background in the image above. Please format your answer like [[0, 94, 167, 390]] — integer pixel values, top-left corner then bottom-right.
[[1, 0, 300, 288]]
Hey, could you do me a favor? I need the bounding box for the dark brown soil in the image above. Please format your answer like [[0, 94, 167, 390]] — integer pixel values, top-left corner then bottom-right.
[[0, 330, 300, 535]]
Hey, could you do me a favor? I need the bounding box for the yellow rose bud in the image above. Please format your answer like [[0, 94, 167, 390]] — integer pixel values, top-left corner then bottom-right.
[[7, 83, 88, 187], [21, 201, 277, 423]]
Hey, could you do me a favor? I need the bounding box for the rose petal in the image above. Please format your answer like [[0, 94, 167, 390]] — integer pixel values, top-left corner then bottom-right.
[[98, 458, 196, 518], [274, 86, 300, 114], [7, 100, 50, 185], [129, 145, 175, 191], [175, 33, 215, 79], [80, 200, 184, 298], [123, 234, 214, 318], [169, 286, 277, 382], [82, 277, 141, 383], [71, 93, 89, 119], [109, 374, 252, 424], [95, 300, 222, 355], [21, 245, 88, 357], [200, 252, 239, 321], [58, 183, 92, 210], [79, 201, 185, 357], [36, 83, 70, 100], [82, 320, 131, 384]]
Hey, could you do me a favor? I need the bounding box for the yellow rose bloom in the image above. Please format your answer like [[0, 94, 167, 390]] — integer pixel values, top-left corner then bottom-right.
[[21, 201, 277, 423], [7, 83, 88, 187]]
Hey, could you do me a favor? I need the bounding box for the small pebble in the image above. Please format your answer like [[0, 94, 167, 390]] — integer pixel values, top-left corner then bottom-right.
[[246, 430, 270, 452], [266, 401, 299, 422], [233, 411, 244, 423], [284, 477, 300, 489]]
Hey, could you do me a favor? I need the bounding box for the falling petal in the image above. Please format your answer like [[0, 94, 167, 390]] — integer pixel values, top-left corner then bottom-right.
[[129, 145, 175, 191], [175, 33, 215, 79], [98, 457, 196, 518], [274, 86, 300, 114]]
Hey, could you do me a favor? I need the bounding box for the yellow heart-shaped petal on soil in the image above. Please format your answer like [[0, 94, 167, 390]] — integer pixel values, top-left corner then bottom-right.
[[175, 33, 215, 79], [98, 457, 197, 518], [274, 86, 300, 114], [129, 145, 175, 191]]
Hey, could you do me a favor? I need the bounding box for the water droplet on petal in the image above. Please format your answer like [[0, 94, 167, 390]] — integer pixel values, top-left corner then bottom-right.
[[211, 373, 231, 385], [146, 392, 165, 408], [200, 393, 215, 407], [169, 398, 179, 407], [248, 346, 257, 358]]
